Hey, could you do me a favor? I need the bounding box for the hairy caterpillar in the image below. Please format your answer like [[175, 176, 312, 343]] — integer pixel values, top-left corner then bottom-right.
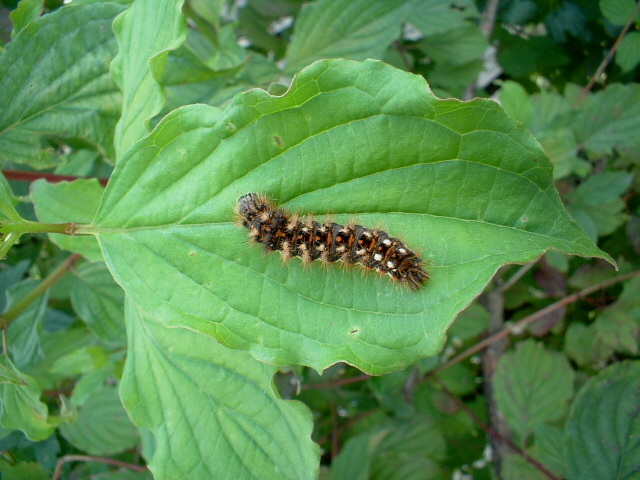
[[236, 193, 429, 291]]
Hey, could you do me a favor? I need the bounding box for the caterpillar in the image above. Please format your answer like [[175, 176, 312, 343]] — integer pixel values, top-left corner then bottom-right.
[[236, 193, 429, 291]]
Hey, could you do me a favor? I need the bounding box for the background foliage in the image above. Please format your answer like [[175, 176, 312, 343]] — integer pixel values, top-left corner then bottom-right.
[[0, 0, 639, 479]]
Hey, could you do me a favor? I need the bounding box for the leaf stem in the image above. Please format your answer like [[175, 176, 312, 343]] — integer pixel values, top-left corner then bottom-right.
[[0, 254, 81, 329], [0, 220, 79, 236], [427, 270, 640, 377]]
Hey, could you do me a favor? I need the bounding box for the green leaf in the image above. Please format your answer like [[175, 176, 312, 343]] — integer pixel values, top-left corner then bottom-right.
[[0, 171, 21, 223], [497, 33, 569, 79], [494, 340, 575, 439], [447, 303, 490, 341], [535, 425, 567, 477], [498, 81, 533, 126], [0, 357, 26, 386], [9, 0, 43, 39], [616, 31, 640, 73], [418, 22, 488, 66], [31, 179, 104, 262], [595, 309, 639, 354], [0, 2, 125, 166], [600, 0, 638, 25], [502, 453, 548, 480], [5, 279, 48, 369], [406, 0, 479, 36], [284, 0, 408, 74], [0, 460, 49, 480], [93, 59, 611, 374], [565, 361, 640, 480], [30, 327, 95, 390], [572, 83, 640, 156], [330, 417, 447, 480], [69, 262, 125, 346], [329, 433, 374, 480], [566, 171, 633, 239], [0, 358, 54, 441], [120, 301, 319, 480], [545, 1, 590, 43], [564, 322, 614, 367], [593, 276, 640, 354], [111, 0, 187, 159], [59, 384, 139, 455], [539, 132, 589, 180], [50, 345, 108, 376], [0, 172, 25, 258], [189, 0, 226, 28], [185, 25, 247, 71]]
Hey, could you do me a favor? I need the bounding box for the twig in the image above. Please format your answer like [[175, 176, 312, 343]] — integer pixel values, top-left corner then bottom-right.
[[52, 454, 148, 480], [576, 0, 640, 105], [428, 270, 640, 377]]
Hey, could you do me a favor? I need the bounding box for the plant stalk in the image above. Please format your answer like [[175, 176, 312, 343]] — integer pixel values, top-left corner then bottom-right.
[[1, 220, 78, 235], [0, 254, 81, 329]]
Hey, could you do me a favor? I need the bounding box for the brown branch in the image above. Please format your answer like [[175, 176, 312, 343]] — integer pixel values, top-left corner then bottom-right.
[[576, 0, 640, 105], [52, 454, 148, 480], [2, 169, 108, 186], [480, 283, 510, 474], [480, 0, 501, 38], [428, 270, 640, 378]]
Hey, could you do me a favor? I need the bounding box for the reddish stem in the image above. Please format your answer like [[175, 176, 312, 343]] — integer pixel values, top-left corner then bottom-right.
[[2, 169, 108, 186]]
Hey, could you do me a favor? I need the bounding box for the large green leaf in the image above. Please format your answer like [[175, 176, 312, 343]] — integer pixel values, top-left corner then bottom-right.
[[494, 340, 575, 439], [0, 2, 125, 166], [111, 0, 187, 158], [93, 59, 611, 374], [120, 302, 319, 480], [565, 361, 640, 480], [284, 0, 408, 74]]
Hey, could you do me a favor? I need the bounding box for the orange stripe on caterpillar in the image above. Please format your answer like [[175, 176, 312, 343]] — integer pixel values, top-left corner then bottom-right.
[[236, 193, 429, 291]]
